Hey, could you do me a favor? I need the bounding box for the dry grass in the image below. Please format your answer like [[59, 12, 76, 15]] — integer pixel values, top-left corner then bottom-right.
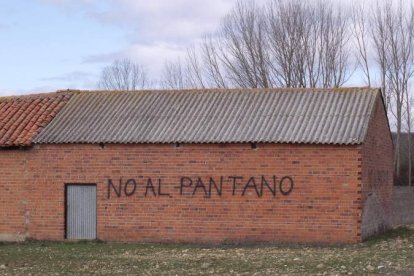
[[0, 227, 413, 275]]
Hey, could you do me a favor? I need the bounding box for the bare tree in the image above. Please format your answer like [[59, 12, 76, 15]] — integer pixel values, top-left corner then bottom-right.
[[352, 3, 372, 86], [317, 1, 352, 87], [405, 88, 413, 186], [266, 0, 324, 87], [266, 0, 304, 87], [266, 0, 351, 88], [357, 0, 414, 182], [158, 0, 352, 90], [219, 0, 271, 88], [370, 3, 392, 110], [161, 59, 186, 89], [201, 35, 228, 88], [185, 46, 206, 89], [160, 47, 207, 90], [386, 2, 414, 181], [98, 59, 148, 91]]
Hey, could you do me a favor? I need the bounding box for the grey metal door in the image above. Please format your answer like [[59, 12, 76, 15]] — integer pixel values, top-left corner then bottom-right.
[[66, 184, 96, 240]]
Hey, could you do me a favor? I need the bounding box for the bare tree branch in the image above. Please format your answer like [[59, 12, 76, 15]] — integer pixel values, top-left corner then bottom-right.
[[219, 0, 270, 88], [352, 2, 372, 86], [201, 35, 228, 88], [98, 58, 148, 91], [160, 59, 186, 89]]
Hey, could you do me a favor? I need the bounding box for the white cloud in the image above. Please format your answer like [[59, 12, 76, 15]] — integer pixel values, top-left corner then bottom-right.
[[40, 0, 267, 72], [41, 0, 247, 43], [90, 0, 237, 42], [41, 71, 95, 82]]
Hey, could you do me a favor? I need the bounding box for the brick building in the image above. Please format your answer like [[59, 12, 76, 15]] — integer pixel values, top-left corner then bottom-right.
[[0, 88, 393, 244]]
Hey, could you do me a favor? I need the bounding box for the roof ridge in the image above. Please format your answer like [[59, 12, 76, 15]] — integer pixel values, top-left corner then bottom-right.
[[0, 90, 79, 101], [61, 87, 378, 94], [0, 86, 379, 101]]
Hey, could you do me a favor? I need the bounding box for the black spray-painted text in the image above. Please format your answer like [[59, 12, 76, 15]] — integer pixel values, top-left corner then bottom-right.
[[107, 176, 294, 199]]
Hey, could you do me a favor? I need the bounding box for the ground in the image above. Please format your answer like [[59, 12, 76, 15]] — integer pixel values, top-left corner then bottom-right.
[[0, 227, 414, 275]]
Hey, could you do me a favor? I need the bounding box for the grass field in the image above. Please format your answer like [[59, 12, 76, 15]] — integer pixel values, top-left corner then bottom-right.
[[0, 227, 413, 275]]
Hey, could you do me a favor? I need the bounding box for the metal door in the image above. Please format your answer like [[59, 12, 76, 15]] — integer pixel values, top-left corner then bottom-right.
[[66, 184, 96, 240]]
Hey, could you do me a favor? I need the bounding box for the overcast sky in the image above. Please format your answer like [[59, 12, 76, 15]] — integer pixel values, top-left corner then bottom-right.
[[0, 0, 369, 96]]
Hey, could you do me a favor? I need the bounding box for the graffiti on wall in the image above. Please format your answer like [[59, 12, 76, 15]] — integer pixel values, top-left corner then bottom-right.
[[107, 175, 294, 199]]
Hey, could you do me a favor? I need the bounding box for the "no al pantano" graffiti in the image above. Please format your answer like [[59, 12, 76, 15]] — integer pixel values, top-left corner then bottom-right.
[[107, 175, 294, 199]]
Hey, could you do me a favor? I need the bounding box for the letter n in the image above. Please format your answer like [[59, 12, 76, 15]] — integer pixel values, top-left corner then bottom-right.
[[108, 178, 122, 199]]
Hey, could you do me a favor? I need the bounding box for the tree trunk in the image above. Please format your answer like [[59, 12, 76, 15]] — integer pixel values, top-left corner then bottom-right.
[[406, 87, 412, 186]]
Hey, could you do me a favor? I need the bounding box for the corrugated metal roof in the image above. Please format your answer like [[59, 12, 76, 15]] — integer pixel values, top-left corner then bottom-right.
[[0, 92, 71, 147], [34, 88, 380, 145]]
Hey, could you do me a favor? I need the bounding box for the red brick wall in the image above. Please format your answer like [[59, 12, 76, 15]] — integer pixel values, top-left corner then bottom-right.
[[0, 143, 362, 244], [0, 149, 29, 241], [360, 96, 394, 239]]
